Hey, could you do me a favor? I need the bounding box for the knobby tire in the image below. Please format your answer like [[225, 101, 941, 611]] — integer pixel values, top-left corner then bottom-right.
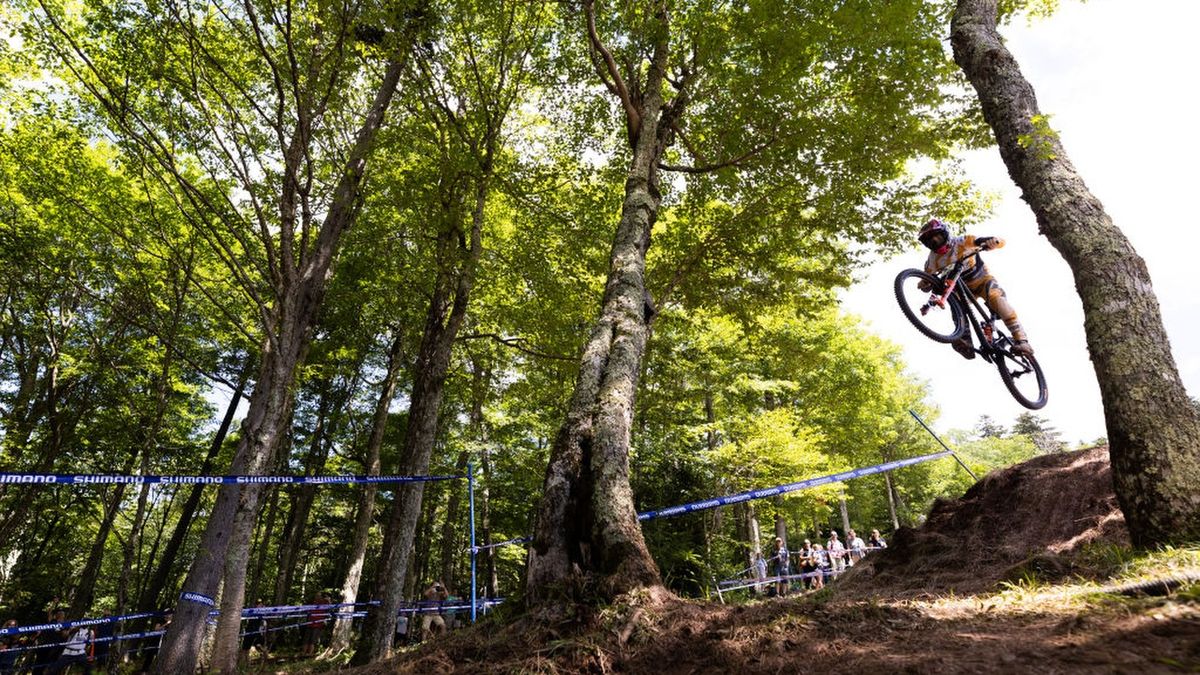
[[997, 351, 1048, 410], [893, 269, 967, 343]]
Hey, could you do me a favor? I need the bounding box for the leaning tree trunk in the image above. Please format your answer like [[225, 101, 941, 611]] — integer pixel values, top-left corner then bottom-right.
[[883, 471, 900, 531], [153, 52, 410, 674], [479, 445, 498, 598], [951, 0, 1200, 545], [351, 173, 484, 664], [525, 34, 672, 605], [273, 393, 334, 606], [137, 365, 247, 614], [326, 332, 405, 656], [68, 483, 127, 617], [438, 450, 470, 591]]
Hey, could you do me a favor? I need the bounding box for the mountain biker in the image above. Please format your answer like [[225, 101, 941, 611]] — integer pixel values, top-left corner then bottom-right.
[[917, 218, 1034, 359]]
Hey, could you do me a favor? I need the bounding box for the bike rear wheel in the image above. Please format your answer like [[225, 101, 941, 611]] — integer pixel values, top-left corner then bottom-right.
[[894, 269, 967, 343], [996, 348, 1048, 410]]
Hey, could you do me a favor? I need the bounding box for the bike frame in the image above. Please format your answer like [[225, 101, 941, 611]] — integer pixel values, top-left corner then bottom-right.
[[923, 250, 1006, 362]]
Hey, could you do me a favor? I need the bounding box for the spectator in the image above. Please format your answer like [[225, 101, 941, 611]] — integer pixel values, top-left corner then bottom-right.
[[827, 531, 847, 576], [140, 609, 172, 674], [91, 610, 113, 671], [846, 529, 867, 565], [868, 529, 887, 550], [753, 552, 768, 595], [395, 611, 410, 646], [0, 619, 21, 674], [420, 582, 449, 641], [47, 615, 93, 675], [770, 538, 789, 597], [33, 605, 67, 673], [811, 544, 829, 588], [796, 541, 818, 590], [240, 599, 269, 668], [443, 592, 460, 631], [302, 593, 330, 657]]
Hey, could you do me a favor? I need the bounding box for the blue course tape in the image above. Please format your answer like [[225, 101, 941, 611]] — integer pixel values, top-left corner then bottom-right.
[[0, 598, 505, 645], [636, 451, 952, 521], [0, 611, 164, 637], [465, 452, 951, 551], [0, 628, 166, 655], [240, 601, 380, 618], [0, 473, 464, 485]]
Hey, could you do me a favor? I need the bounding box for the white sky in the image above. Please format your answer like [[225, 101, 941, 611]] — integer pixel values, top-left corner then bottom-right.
[[841, 0, 1200, 444]]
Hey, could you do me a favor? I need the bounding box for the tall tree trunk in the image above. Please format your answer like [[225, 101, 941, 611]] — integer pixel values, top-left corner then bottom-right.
[[154, 51, 410, 674], [248, 485, 280, 606], [479, 445, 498, 598], [116, 474, 152, 619], [526, 4, 680, 608], [838, 496, 851, 536], [273, 391, 334, 605], [211, 404, 294, 674], [352, 164, 485, 667], [326, 333, 405, 655], [439, 450, 470, 592], [773, 500, 788, 549], [137, 366, 248, 613], [741, 502, 762, 571], [136, 485, 178, 608], [68, 483, 127, 616], [413, 486, 440, 591], [951, 0, 1200, 545], [883, 472, 900, 531]]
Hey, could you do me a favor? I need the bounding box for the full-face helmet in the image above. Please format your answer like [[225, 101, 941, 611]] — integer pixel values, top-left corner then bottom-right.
[[918, 218, 950, 252]]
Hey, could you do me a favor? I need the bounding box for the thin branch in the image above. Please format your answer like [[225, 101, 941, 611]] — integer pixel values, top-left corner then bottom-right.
[[659, 134, 777, 174], [457, 333, 575, 362], [584, 0, 640, 139]]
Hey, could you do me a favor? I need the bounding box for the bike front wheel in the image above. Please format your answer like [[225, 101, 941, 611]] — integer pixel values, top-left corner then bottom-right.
[[996, 350, 1048, 410], [894, 269, 967, 343]]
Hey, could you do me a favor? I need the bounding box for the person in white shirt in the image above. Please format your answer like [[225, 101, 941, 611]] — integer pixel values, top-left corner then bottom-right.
[[827, 531, 847, 575], [846, 529, 867, 565], [49, 620, 93, 674]]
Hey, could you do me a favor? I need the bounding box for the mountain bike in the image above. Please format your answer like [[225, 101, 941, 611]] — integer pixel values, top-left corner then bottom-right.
[[893, 250, 1048, 409]]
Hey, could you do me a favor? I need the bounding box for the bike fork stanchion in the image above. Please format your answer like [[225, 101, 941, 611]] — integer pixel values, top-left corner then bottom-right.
[[909, 410, 979, 481]]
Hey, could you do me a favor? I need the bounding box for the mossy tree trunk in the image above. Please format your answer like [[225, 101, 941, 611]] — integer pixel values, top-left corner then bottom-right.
[[951, 0, 1200, 545], [526, 2, 688, 606]]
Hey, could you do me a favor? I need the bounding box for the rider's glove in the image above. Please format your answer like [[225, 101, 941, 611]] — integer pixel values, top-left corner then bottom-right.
[[976, 236, 998, 251]]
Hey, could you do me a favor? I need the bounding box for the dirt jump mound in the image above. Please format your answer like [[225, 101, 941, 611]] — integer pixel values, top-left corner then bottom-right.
[[850, 445, 1128, 595]]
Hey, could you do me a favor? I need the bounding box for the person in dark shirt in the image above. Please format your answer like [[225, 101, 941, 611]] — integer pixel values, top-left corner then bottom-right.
[[33, 606, 67, 673], [240, 599, 269, 668], [0, 619, 23, 674], [91, 610, 113, 671]]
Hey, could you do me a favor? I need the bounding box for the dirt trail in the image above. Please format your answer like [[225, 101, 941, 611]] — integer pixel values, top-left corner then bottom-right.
[[352, 447, 1200, 674]]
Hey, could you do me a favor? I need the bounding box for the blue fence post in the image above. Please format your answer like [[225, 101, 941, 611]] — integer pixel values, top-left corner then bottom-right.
[[468, 461, 477, 624]]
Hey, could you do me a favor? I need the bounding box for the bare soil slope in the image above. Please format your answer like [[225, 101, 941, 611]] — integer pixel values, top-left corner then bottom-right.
[[846, 445, 1129, 596], [351, 447, 1199, 674]]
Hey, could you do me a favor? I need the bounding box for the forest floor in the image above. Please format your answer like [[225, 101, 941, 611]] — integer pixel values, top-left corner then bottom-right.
[[335, 447, 1200, 674]]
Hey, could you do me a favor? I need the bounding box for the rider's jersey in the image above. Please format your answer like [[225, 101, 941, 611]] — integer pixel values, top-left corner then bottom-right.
[[923, 234, 1005, 286]]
